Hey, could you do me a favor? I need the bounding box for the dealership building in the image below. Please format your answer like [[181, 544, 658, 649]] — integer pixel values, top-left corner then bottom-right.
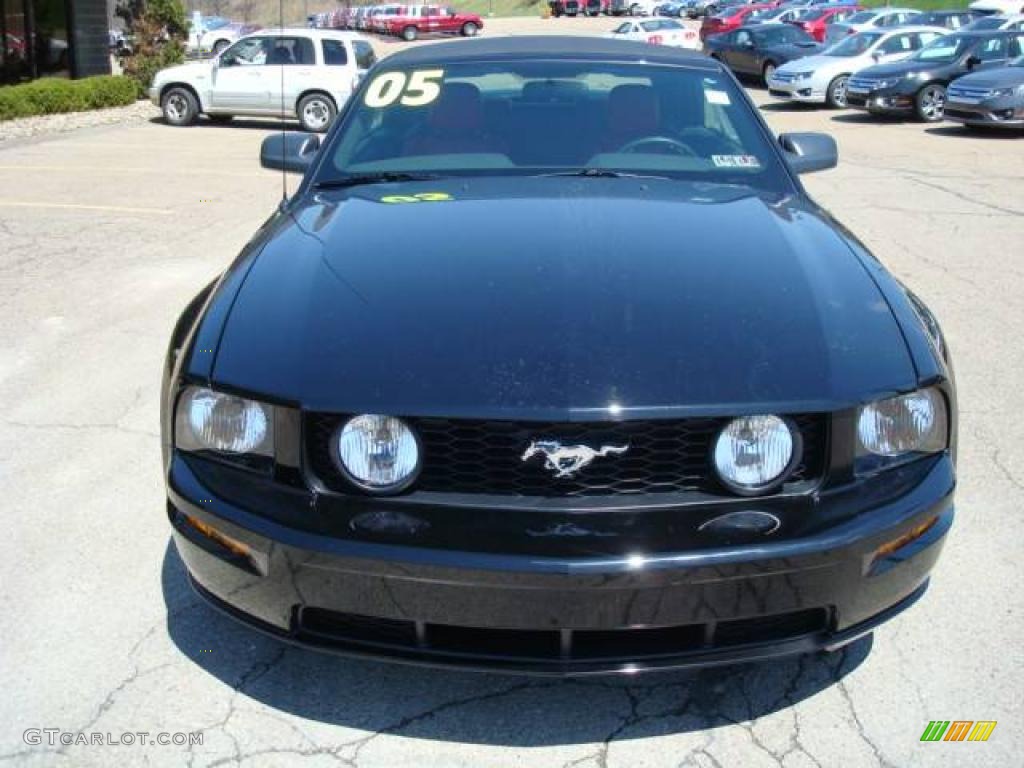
[[2, 0, 110, 84]]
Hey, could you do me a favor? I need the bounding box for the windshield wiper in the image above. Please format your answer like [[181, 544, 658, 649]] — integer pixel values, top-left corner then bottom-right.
[[313, 172, 442, 189], [538, 169, 671, 180]]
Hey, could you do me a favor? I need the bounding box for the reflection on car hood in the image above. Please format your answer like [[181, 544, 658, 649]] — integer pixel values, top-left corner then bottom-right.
[[211, 178, 916, 418], [951, 66, 1024, 89], [855, 59, 941, 78], [764, 42, 822, 60], [777, 53, 847, 74]]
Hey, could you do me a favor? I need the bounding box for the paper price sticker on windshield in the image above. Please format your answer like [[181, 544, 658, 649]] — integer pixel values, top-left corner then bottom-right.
[[704, 89, 731, 106], [712, 155, 761, 169]]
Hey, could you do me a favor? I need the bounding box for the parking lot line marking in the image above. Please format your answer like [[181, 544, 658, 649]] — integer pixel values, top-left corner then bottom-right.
[[0, 201, 173, 216]]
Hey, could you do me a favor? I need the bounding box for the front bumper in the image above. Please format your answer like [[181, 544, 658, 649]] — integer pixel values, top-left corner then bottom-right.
[[845, 86, 915, 115], [767, 77, 827, 104], [167, 452, 954, 676], [944, 99, 1024, 128]]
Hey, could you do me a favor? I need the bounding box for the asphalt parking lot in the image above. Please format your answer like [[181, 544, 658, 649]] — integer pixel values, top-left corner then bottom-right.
[[1, 15, 1023, 768]]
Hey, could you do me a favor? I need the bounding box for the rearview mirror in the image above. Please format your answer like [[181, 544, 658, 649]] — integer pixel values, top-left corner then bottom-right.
[[779, 132, 838, 175], [260, 132, 321, 174]]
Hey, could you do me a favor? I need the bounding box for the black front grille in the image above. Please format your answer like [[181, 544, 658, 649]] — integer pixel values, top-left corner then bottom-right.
[[295, 607, 833, 664], [306, 413, 827, 498]]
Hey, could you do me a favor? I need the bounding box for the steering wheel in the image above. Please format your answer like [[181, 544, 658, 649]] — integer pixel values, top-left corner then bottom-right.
[[618, 136, 697, 157]]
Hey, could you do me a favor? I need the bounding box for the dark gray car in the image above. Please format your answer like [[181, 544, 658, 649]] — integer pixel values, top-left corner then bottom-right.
[[705, 23, 821, 83], [945, 55, 1024, 128], [846, 30, 1024, 121]]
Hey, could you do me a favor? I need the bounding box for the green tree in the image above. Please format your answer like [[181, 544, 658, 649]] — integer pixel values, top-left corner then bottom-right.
[[117, 0, 189, 97]]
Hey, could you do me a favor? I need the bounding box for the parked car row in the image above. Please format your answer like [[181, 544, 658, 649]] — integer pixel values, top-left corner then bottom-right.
[[694, 4, 1024, 128], [309, 4, 483, 41]]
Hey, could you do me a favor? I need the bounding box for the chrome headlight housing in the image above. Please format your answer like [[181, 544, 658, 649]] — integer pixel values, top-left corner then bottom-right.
[[175, 386, 274, 461], [713, 415, 799, 495], [856, 387, 947, 474], [332, 414, 421, 493], [990, 86, 1020, 98]]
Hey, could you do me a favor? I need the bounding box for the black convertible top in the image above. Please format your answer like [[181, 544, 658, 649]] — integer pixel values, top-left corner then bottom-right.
[[380, 35, 718, 70]]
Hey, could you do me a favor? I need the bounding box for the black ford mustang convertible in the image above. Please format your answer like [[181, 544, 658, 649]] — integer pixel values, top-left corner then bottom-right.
[[161, 37, 956, 675]]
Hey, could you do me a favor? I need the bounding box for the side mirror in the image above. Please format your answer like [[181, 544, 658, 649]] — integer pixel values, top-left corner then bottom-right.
[[260, 132, 321, 174], [965, 54, 981, 69], [741, 39, 754, 48], [779, 131, 837, 175], [871, 50, 882, 61]]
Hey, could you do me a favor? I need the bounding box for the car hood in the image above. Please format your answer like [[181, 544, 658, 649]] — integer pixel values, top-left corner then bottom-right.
[[155, 61, 212, 82], [855, 59, 942, 78], [765, 42, 822, 60], [777, 52, 853, 74], [952, 65, 1024, 89], [211, 178, 916, 418]]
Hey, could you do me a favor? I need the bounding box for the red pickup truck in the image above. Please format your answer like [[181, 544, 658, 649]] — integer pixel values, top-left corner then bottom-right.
[[384, 5, 484, 41]]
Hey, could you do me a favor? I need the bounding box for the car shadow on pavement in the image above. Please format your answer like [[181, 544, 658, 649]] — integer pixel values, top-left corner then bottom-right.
[[758, 102, 825, 113], [829, 113, 905, 125], [924, 125, 1022, 140], [147, 117, 294, 132], [162, 540, 872, 746]]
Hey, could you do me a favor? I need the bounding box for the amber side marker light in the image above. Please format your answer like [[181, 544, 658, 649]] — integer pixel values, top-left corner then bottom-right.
[[872, 516, 939, 563], [183, 514, 252, 559]]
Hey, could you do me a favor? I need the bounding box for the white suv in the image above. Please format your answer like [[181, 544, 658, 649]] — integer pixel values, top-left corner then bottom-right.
[[151, 29, 376, 133]]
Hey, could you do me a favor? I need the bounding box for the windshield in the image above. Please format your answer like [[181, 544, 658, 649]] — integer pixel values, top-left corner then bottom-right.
[[911, 34, 972, 63], [318, 61, 792, 192], [824, 30, 883, 56], [800, 9, 828, 22], [845, 11, 877, 24]]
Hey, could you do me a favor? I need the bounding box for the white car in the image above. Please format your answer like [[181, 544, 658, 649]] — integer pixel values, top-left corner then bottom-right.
[[623, 0, 663, 16], [151, 29, 376, 133], [824, 7, 924, 45], [197, 22, 261, 56], [968, 0, 1024, 15], [747, 6, 811, 25], [607, 18, 701, 49], [965, 13, 1024, 30], [768, 26, 947, 108]]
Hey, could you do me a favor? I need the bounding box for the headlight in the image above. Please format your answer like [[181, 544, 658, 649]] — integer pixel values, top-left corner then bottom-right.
[[875, 78, 898, 89], [857, 387, 947, 459], [713, 415, 798, 495], [792, 71, 813, 81], [175, 386, 274, 456], [990, 87, 1018, 98], [333, 414, 420, 493]]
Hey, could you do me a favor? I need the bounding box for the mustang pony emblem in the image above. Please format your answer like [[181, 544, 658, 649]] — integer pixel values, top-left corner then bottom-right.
[[521, 440, 629, 478]]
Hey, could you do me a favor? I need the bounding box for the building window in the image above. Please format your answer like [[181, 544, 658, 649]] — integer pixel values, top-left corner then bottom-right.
[[2, 0, 72, 84]]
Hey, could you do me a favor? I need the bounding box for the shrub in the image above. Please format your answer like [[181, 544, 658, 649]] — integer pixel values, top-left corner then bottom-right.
[[0, 76, 138, 122]]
